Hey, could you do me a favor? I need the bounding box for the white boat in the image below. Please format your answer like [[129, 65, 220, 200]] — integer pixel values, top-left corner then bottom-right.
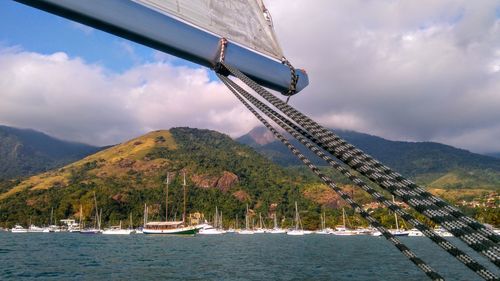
[[408, 228, 424, 237], [103, 221, 134, 235], [237, 204, 254, 235], [199, 208, 226, 235], [315, 212, 331, 234], [11, 224, 28, 233], [434, 226, 453, 237], [80, 192, 102, 234], [331, 209, 357, 236], [389, 229, 410, 236], [268, 213, 286, 234], [237, 229, 255, 235], [80, 228, 102, 234], [198, 227, 225, 235], [354, 228, 373, 235], [28, 225, 45, 233], [389, 196, 409, 237], [286, 202, 305, 236], [253, 213, 267, 233]]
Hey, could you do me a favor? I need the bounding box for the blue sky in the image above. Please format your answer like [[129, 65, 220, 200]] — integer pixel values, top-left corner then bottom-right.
[[0, 1, 202, 73]]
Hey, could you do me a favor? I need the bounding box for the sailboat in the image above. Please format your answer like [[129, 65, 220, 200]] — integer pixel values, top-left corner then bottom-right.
[[81, 192, 102, 234], [254, 213, 266, 233], [102, 215, 134, 235], [11, 224, 28, 233], [268, 213, 286, 234], [237, 204, 254, 235], [286, 202, 305, 236], [389, 196, 409, 237], [331, 208, 357, 236], [199, 207, 225, 235], [315, 212, 331, 234], [143, 171, 197, 235], [46, 208, 60, 232]]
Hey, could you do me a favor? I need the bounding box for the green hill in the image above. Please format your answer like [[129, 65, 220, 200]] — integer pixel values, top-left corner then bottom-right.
[[238, 127, 500, 191], [0, 128, 334, 228], [0, 127, 497, 228], [0, 125, 100, 180]]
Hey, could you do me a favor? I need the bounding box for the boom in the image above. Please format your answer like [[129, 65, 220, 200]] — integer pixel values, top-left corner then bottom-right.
[[14, 0, 309, 94]]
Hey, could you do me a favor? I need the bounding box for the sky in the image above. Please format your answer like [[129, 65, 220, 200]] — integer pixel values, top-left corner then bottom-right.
[[0, 1, 499, 154]]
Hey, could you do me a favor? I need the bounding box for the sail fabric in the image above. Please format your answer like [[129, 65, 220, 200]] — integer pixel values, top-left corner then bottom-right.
[[134, 0, 284, 60]]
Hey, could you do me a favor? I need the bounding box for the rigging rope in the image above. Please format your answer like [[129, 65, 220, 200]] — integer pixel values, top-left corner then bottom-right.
[[218, 74, 499, 281], [218, 73, 445, 281], [219, 62, 500, 267]]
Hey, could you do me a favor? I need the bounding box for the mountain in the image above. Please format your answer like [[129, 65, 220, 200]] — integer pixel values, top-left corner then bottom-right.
[[237, 127, 500, 188], [0, 125, 101, 180], [0, 127, 497, 228], [0, 128, 332, 228], [486, 152, 500, 159]]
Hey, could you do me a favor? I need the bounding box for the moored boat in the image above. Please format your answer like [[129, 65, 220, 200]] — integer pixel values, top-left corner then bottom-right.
[[331, 209, 357, 236], [268, 214, 286, 234], [286, 202, 304, 236], [237, 204, 254, 235], [143, 221, 197, 235], [11, 224, 28, 233], [143, 171, 197, 235], [103, 220, 134, 235], [408, 228, 424, 237]]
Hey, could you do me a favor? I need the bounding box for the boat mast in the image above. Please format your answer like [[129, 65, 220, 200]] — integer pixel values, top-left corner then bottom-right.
[[215, 206, 219, 228], [143, 203, 147, 227], [295, 201, 299, 230], [165, 172, 169, 222], [245, 204, 249, 230], [182, 171, 186, 224], [393, 196, 399, 231], [79, 205, 83, 230], [342, 208, 346, 229], [93, 191, 99, 229], [274, 213, 278, 229], [50, 207, 53, 226]]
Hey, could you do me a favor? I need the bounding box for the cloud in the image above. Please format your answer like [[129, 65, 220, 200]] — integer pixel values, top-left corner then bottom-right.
[[0, 48, 258, 145], [266, 0, 500, 153], [1, 1, 500, 153]]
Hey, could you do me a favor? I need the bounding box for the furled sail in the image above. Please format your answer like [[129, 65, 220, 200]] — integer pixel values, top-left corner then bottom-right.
[[135, 0, 284, 60]]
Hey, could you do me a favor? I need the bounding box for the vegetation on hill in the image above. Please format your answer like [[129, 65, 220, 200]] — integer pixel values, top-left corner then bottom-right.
[[0, 125, 100, 180], [0, 127, 497, 229]]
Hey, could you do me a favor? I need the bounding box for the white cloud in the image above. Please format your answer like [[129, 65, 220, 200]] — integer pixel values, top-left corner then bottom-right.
[[1, 1, 500, 153], [0, 48, 259, 145], [267, 0, 500, 153]]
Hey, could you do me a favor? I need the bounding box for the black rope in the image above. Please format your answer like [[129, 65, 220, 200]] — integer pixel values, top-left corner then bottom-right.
[[219, 62, 500, 267], [219, 75, 499, 280], [219, 73, 445, 281]]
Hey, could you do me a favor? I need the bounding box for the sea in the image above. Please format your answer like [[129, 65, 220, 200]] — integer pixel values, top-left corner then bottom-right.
[[0, 232, 498, 280]]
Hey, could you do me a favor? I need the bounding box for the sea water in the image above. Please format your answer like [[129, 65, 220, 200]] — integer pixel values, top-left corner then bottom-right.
[[0, 232, 498, 280]]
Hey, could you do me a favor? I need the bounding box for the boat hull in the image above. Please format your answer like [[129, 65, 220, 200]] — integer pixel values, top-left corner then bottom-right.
[[143, 226, 197, 235]]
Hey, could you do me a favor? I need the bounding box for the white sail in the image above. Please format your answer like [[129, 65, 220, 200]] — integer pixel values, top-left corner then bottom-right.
[[134, 0, 283, 59]]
